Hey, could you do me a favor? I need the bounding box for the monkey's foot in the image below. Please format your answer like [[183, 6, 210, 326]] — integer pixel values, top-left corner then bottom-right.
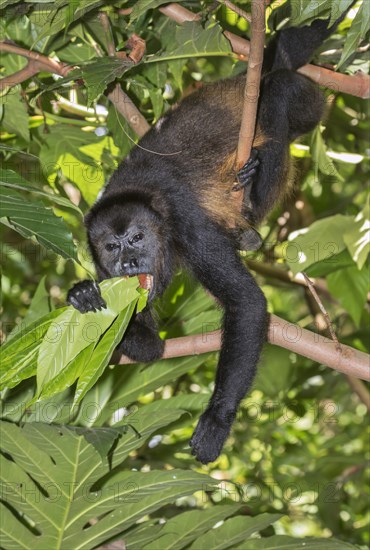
[[67, 280, 106, 313], [239, 227, 263, 251], [230, 227, 263, 251], [232, 148, 260, 192], [189, 407, 234, 464]]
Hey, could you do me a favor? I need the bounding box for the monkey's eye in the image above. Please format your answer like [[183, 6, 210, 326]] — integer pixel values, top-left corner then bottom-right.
[[105, 243, 120, 251], [129, 232, 144, 245]]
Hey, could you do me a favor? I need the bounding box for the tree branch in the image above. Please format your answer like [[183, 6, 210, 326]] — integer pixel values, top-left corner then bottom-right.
[[115, 314, 370, 382], [232, 0, 266, 216], [98, 13, 150, 137], [0, 34, 150, 137], [158, 3, 370, 99]]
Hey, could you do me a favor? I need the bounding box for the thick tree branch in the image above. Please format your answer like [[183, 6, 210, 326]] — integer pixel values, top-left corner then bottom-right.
[[116, 314, 370, 382]]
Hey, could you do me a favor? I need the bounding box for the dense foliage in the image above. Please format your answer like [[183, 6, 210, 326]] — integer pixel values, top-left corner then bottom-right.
[[0, 1, 369, 548]]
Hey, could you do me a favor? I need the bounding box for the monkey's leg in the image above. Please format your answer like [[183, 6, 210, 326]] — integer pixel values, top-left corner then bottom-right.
[[249, 70, 324, 224], [179, 217, 268, 463], [117, 307, 164, 362]]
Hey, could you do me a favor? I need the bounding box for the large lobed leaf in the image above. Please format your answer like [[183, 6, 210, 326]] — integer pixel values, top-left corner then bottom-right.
[[0, 420, 214, 549]]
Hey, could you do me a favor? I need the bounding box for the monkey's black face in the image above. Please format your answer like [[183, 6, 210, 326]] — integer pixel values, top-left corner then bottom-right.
[[85, 200, 172, 299]]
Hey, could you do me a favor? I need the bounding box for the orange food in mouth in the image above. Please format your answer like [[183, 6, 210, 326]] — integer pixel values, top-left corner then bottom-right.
[[137, 273, 153, 291]]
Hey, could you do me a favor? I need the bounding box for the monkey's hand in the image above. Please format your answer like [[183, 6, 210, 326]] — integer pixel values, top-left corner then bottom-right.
[[67, 280, 106, 313], [117, 309, 165, 363], [190, 406, 235, 464], [232, 148, 260, 193]]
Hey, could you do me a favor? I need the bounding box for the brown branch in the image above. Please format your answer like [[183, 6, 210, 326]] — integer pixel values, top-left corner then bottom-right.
[[0, 60, 39, 89], [99, 12, 116, 56], [235, 0, 265, 169], [0, 41, 70, 77], [115, 314, 370, 382], [98, 13, 150, 136], [0, 41, 71, 92], [232, 0, 265, 219], [158, 3, 370, 99], [0, 27, 150, 137]]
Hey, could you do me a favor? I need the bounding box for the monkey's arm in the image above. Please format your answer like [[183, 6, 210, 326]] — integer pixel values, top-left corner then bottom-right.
[[173, 195, 268, 464]]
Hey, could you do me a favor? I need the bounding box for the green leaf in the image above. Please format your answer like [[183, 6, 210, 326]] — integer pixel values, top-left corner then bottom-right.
[[130, 0, 181, 21], [343, 204, 370, 270], [238, 535, 359, 549], [96, 355, 209, 426], [311, 127, 342, 180], [82, 57, 134, 106], [31, 0, 105, 45], [0, 169, 82, 214], [327, 265, 368, 326], [286, 215, 354, 274], [290, 0, 331, 26], [304, 249, 355, 277], [0, 421, 214, 549], [150, 20, 232, 62], [0, 186, 78, 260], [0, 89, 29, 141], [0, 308, 66, 390], [140, 505, 242, 549], [37, 277, 141, 391], [6, 276, 53, 341], [187, 514, 282, 550], [108, 407, 187, 467], [337, 2, 368, 70], [72, 301, 138, 405], [329, 0, 355, 26], [38, 125, 117, 205]]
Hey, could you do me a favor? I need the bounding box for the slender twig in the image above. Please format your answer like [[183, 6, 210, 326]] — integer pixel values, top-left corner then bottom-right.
[[99, 12, 116, 56], [346, 375, 370, 412], [303, 272, 370, 412], [302, 272, 341, 350]]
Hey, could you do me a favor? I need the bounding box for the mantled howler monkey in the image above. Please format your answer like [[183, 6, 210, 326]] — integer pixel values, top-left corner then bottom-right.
[[68, 15, 348, 463]]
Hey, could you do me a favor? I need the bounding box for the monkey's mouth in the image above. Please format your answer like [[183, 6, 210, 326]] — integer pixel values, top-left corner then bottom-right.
[[137, 273, 154, 293]]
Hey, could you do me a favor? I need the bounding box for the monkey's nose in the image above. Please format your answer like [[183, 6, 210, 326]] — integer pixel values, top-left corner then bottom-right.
[[122, 258, 138, 269]]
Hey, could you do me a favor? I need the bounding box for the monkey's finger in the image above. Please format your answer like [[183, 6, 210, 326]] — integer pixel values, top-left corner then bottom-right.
[[232, 176, 253, 192], [67, 293, 96, 313]]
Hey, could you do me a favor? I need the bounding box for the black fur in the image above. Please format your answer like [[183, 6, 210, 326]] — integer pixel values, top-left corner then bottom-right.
[[67, 16, 344, 463]]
